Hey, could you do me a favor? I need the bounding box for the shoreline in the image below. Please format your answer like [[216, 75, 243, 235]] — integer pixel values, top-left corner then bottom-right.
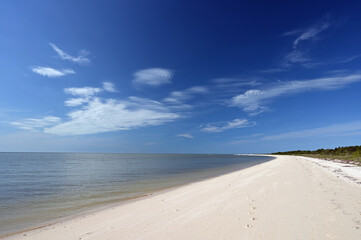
[[3, 155, 361, 240], [0, 192, 152, 239], [1, 155, 271, 238]]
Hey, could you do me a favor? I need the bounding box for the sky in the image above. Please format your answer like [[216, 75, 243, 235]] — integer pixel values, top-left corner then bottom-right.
[[1, 0, 361, 153]]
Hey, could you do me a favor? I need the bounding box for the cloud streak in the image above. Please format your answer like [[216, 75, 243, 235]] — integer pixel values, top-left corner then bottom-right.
[[11, 116, 61, 131], [103, 82, 117, 92], [281, 18, 331, 68], [64, 87, 102, 97], [65, 98, 90, 107], [262, 121, 361, 140], [133, 68, 172, 87], [231, 74, 361, 114], [284, 50, 310, 64], [164, 86, 208, 104], [49, 43, 90, 64], [178, 133, 194, 139], [32, 66, 74, 77], [202, 119, 254, 133], [290, 21, 330, 48]]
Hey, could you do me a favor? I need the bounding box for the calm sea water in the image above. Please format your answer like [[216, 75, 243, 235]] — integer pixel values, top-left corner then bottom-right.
[[0, 153, 272, 236]]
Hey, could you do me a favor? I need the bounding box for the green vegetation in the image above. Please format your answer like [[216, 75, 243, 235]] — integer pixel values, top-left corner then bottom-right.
[[273, 145, 361, 165]]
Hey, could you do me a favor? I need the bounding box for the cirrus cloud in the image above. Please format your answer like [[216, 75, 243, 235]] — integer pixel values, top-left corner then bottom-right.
[[164, 86, 208, 104], [178, 133, 194, 139], [44, 97, 180, 135], [231, 74, 361, 115], [49, 43, 90, 64], [202, 118, 255, 133], [32, 66, 74, 77], [132, 68, 173, 87], [11, 116, 61, 131], [262, 121, 361, 140], [288, 20, 330, 49], [103, 82, 117, 92], [64, 87, 103, 97]]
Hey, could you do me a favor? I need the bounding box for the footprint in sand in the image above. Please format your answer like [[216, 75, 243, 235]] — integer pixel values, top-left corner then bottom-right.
[[246, 200, 258, 228]]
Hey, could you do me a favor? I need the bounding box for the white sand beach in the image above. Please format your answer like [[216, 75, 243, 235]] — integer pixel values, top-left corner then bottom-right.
[[4, 155, 361, 240]]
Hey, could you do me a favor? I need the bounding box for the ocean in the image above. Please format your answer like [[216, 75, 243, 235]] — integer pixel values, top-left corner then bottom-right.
[[0, 153, 272, 236]]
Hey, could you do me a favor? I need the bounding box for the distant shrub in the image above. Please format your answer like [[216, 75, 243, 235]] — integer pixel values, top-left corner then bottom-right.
[[273, 145, 361, 164], [352, 150, 361, 160]]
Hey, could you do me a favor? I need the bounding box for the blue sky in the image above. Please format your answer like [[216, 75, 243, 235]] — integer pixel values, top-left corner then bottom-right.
[[1, 0, 361, 153]]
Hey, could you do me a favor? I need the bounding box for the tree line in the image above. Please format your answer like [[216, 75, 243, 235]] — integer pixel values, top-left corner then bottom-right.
[[273, 145, 361, 163]]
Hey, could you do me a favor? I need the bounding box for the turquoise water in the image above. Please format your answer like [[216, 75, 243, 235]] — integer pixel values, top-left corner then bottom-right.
[[0, 153, 272, 236]]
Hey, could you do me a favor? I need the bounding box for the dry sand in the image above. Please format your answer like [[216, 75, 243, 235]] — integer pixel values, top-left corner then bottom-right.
[[4, 155, 361, 240]]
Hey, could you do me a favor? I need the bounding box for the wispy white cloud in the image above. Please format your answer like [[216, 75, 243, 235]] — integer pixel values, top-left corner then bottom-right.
[[132, 68, 172, 87], [262, 121, 361, 140], [284, 50, 310, 64], [63, 87, 102, 107], [338, 54, 361, 64], [230, 122, 361, 145], [208, 78, 262, 101], [44, 97, 179, 135], [231, 74, 361, 114], [281, 18, 331, 68], [63, 85, 114, 107], [64, 87, 102, 97], [32, 66, 74, 77], [290, 54, 361, 69], [49, 43, 90, 64], [13, 78, 180, 135], [285, 20, 330, 48], [231, 89, 266, 114], [102, 82, 117, 92], [202, 119, 254, 133], [187, 86, 208, 93], [178, 133, 194, 139], [64, 83, 118, 107], [11, 116, 61, 131], [64, 98, 89, 107], [163, 86, 208, 107]]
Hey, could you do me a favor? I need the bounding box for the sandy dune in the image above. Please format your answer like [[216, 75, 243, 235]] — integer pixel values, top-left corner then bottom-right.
[[4, 155, 361, 240]]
